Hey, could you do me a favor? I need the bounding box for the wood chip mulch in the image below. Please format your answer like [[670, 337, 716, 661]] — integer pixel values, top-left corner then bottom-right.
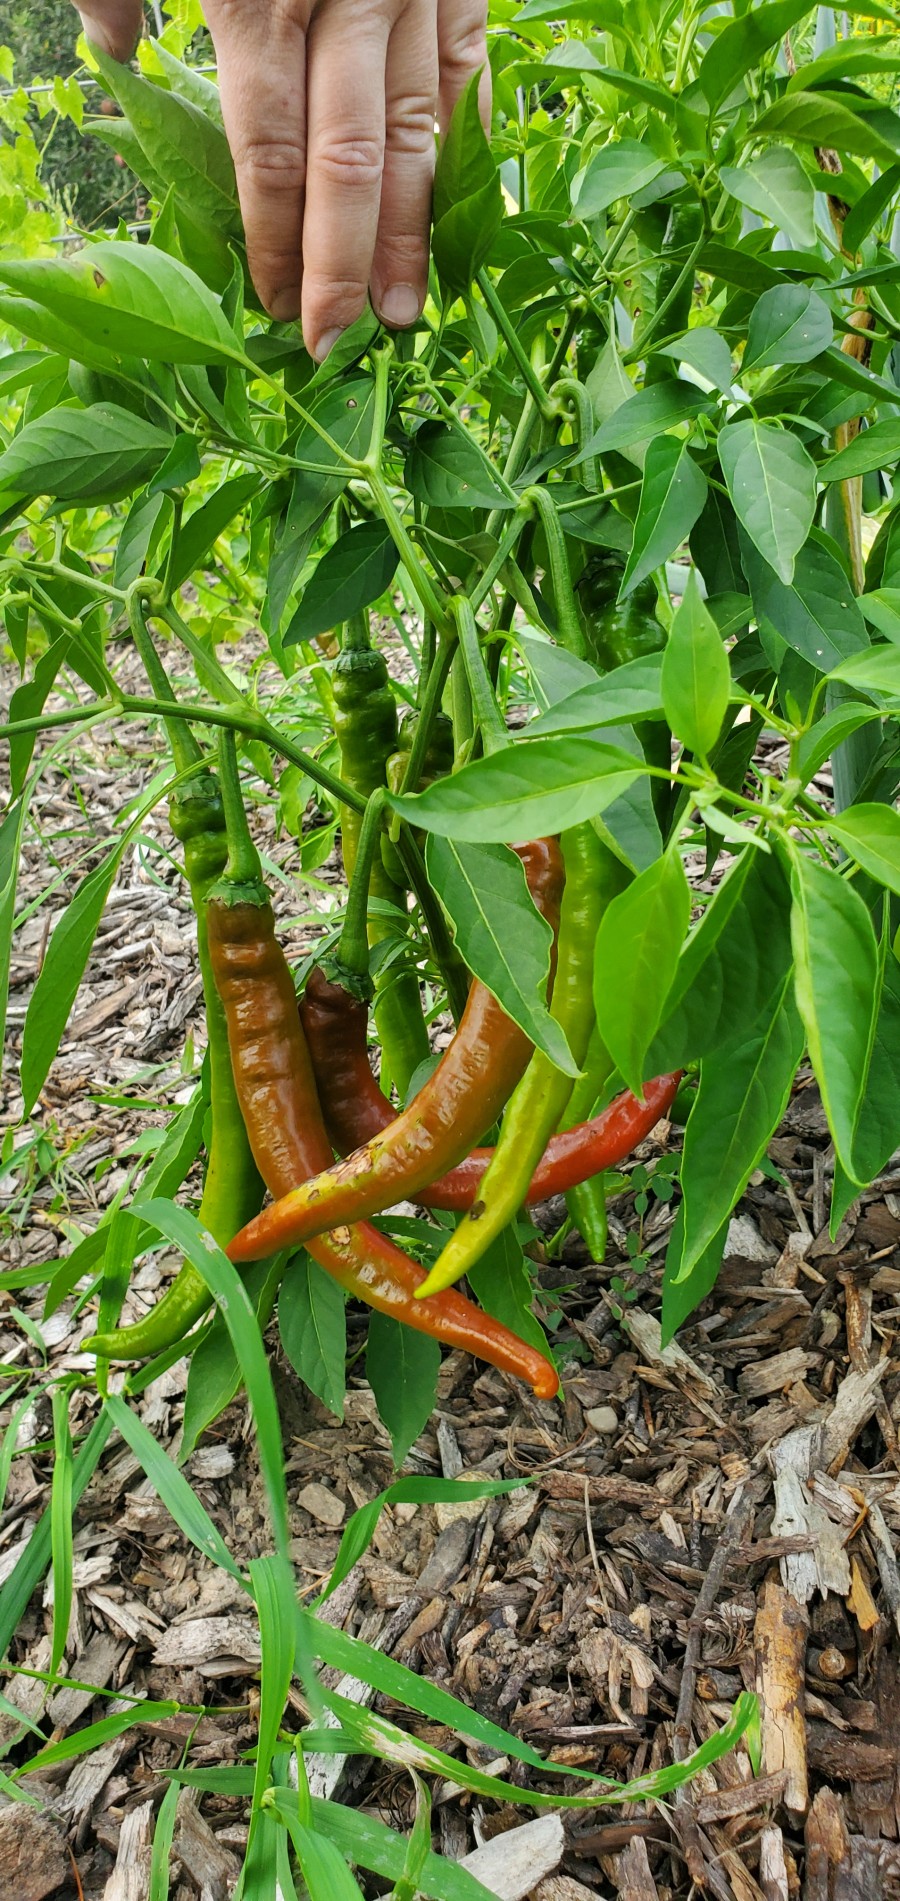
[[1, 657, 899, 1901]]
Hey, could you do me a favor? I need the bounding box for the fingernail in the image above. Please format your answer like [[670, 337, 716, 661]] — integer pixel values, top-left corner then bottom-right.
[[269, 286, 302, 322], [379, 284, 421, 328], [313, 326, 344, 363]]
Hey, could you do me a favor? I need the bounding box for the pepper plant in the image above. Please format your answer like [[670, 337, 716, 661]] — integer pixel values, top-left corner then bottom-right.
[[3, 0, 900, 1880]]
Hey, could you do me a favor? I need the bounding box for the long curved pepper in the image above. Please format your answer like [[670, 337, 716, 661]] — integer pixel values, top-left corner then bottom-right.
[[227, 837, 564, 1265], [184, 734, 559, 1398]]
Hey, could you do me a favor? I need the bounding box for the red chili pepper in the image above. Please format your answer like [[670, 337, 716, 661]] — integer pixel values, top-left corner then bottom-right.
[[299, 969, 680, 1209], [226, 837, 564, 1264], [205, 739, 559, 1399]]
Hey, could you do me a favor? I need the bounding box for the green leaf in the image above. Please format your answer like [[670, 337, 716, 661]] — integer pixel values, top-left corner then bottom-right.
[[180, 1255, 285, 1460], [366, 1314, 440, 1467], [278, 1256, 347, 1420], [0, 1410, 113, 1666], [169, 472, 257, 591], [285, 522, 398, 645], [0, 403, 171, 502], [573, 140, 667, 216], [425, 837, 577, 1076], [8, 637, 70, 797], [743, 284, 833, 371], [433, 70, 494, 225], [432, 74, 501, 293], [106, 1393, 244, 1579], [661, 569, 730, 756], [622, 437, 708, 597], [585, 330, 644, 469], [434, 179, 503, 296], [828, 644, 900, 695], [753, 90, 900, 168], [467, 1226, 551, 1357], [15, 1700, 179, 1778], [649, 849, 794, 1073], [594, 848, 690, 1098], [527, 654, 666, 734], [795, 703, 883, 786], [698, 0, 816, 108], [586, 383, 712, 456], [789, 851, 879, 1183], [387, 738, 643, 842], [315, 1474, 525, 1610], [90, 45, 240, 232], [836, 950, 900, 1213], [276, 1818, 365, 1901], [247, 1555, 299, 1873], [843, 163, 900, 256], [719, 147, 817, 249], [49, 1388, 73, 1677], [0, 242, 242, 367], [517, 632, 597, 710], [719, 420, 816, 584], [133, 1201, 291, 1557], [742, 534, 869, 673], [676, 980, 804, 1279], [406, 421, 513, 511], [658, 327, 735, 393], [147, 431, 201, 495], [821, 418, 900, 483], [113, 486, 167, 590], [827, 804, 900, 896], [20, 844, 124, 1118], [149, 1781, 179, 1901], [661, 1206, 728, 1346]]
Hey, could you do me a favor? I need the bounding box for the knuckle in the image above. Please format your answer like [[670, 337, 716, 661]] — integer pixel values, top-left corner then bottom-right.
[[236, 136, 306, 189], [314, 133, 384, 192], [387, 98, 437, 158], [441, 22, 488, 77]]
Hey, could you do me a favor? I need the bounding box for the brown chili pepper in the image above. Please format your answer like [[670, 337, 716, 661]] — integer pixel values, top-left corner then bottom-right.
[[206, 742, 558, 1398], [226, 837, 563, 1264]]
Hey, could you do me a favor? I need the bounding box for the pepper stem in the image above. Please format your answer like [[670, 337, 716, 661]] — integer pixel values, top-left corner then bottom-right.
[[341, 611, 371, 653], [453, 597, 507, 756], [217, 728, 263, 888], [128, 592, 202, 777], [338, 786, 388, 983]]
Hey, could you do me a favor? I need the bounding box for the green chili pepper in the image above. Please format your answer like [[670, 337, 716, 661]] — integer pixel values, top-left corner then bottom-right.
[[644, 198, 704, 384], [333, 623, 430, 1096], [417, 823, 613, 1296]]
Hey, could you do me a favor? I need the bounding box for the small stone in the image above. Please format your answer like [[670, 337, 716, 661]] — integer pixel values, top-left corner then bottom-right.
[[296, 1482, 345, 1529], [585, 1406, 618, 1435]]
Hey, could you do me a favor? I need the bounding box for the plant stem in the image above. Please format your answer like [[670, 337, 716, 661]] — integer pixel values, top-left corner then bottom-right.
[[338, 787, 387, 980], [476, 267, 557, 420], [468, 504, 532, 614], [366, 467, 449, 631], [453, 596, 507, 755], [217, 727, 263, 885], [128, 592, 201, 775], [398, 628, 457, 795], [364, 343, 394, 470]]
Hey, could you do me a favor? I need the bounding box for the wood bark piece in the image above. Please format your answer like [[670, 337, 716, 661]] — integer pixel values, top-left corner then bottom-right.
[[821, 1365, 884, 1468], [173, 1790, 240, 1900], [866, 1500, 900, 1635], [616, 1835, 660, 1900], [755, 1577, 809, 1814], [459, 1815, 565, 1899], [769, 1427, 850, 1602], [529, 1879, 599, 1901], [611, 1304, 722, 1404], [0, 1802, 69, 1901], [759, 1825, 790, 1901], [103, 1800, 153, 1901], [802, 1785, 882, 1900]]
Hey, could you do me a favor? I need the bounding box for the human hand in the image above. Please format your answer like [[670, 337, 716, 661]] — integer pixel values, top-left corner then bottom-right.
[[74, 0, 490, 360]]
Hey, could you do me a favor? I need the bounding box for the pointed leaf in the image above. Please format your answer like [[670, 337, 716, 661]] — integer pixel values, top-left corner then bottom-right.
[[0, 404, 171, 502], [0, 243, 243, 367], [622, 436, 708, 597], [790, 851, 879, 1183], [387, 738, 643, 842], [366, 1315, 440, 1467], [594, 848, 691, 1098], [719, 419, 816, 584], [661, 569, 730, 756], [425, 837, 577, 1075], [285, 522, 398, 644], [278, 1256, 347, 1420]]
